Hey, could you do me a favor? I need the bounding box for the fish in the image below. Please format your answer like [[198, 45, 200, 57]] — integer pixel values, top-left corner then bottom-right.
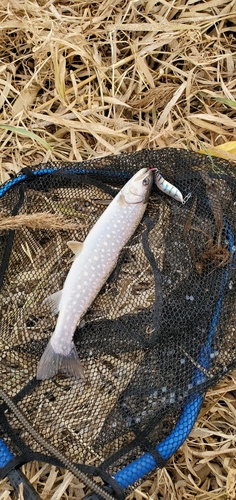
[[36, 167, 153, 380], [151, 168, 183, 203]]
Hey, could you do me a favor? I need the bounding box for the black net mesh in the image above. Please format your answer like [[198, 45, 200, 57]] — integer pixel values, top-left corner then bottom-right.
[[0, 148, 235, 498]]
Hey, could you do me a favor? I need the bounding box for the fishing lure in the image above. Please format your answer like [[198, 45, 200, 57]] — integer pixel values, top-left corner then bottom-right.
[[151, 168, 183, 203]]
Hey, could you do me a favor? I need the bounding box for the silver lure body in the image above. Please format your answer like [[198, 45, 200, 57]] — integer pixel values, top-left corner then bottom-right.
[[37, 167, 153, 380], [154, 170, 183, 203]]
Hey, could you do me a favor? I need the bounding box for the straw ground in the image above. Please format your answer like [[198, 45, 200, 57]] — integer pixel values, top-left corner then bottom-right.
[[0, 0, 236, 498]]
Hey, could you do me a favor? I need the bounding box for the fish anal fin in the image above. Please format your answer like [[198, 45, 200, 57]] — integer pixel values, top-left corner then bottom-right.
[[67, 240, 84, 256], [42, 290, 62, 315], [36, 341, 85, 381]]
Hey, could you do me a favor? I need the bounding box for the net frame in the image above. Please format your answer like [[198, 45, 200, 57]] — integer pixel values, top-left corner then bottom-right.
[[0, 148, 235, 499]]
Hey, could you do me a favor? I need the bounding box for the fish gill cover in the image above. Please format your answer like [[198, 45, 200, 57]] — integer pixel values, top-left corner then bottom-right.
[[0, 148, 236, 499]]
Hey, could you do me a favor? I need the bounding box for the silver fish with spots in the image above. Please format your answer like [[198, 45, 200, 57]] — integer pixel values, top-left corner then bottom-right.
[[36, 167, 153, 380]]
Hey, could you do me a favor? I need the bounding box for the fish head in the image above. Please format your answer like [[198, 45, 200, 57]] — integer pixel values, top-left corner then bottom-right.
[[121, 168, 153, 204]]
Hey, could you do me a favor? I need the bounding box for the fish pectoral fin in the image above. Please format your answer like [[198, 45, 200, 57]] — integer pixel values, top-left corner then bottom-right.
[[42, 290, 62, 315], [67, 240, 84, 256], [118, 193, 127, 206]]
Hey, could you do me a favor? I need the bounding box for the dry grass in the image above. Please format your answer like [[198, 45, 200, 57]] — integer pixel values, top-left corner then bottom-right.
[[0, 212, 81, 230], [0, 0, 236, 498]]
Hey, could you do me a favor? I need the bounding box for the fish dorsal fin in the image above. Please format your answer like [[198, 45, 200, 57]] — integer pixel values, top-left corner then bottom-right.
[[42, 290, 62, 316], [67, 240, 84, 256]]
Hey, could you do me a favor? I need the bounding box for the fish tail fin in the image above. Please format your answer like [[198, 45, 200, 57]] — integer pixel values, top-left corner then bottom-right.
[[36, 341, 85, 381]]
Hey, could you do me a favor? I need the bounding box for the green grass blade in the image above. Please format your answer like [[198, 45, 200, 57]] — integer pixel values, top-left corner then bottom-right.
[[198, 92, 236, 109], [0, 124, 53, 151]]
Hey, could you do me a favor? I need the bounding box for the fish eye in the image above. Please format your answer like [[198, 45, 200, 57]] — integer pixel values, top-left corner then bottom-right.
[[142, 177, 150, 186]]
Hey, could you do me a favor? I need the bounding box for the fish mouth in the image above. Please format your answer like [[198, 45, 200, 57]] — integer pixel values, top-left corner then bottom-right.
[[134, 167, 153, 188], [128, 167, 153, 203]]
